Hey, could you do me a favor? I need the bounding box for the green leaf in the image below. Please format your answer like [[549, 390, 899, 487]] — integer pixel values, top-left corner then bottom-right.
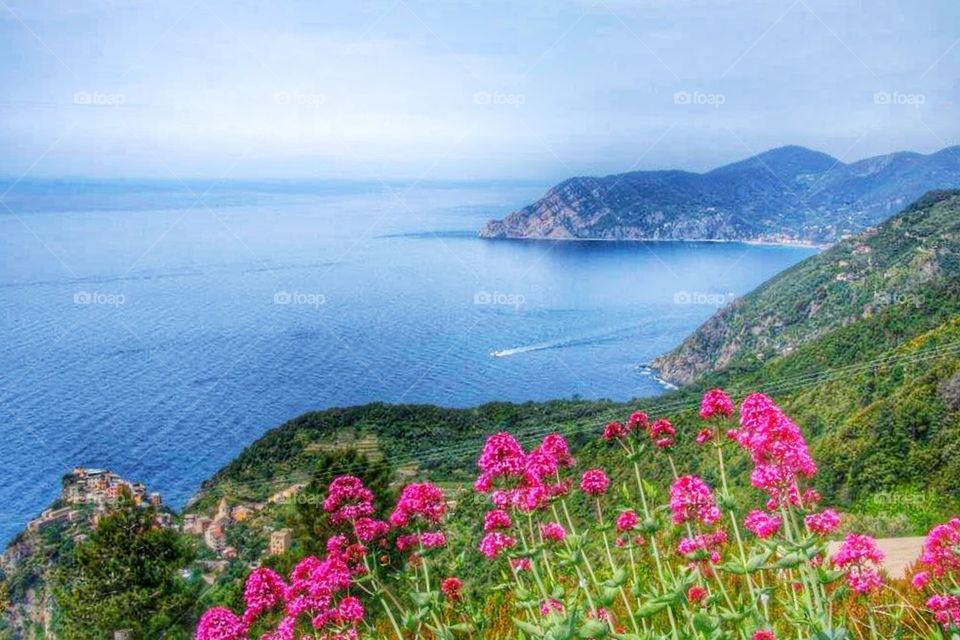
[[774, 551, 803, 569], [513, 618, 546, 637], [577, 619, 609, 638]]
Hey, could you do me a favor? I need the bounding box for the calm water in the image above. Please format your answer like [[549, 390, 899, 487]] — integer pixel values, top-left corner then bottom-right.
[[0, 180, 816, 541]]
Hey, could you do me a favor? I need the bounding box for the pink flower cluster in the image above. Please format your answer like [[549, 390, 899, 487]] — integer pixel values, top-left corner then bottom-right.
[[678, 529, 728, 567], [389, 482, 446, 527], [804, 509, 840, 536], [669, 475, 721, 526], [196, 607, 248, 640], [615, 509, 638, 532], [927, 594, 960, 630], [735, 393, 817, 508], [323, 476, 375, 525], [743, 510, 781, 539], [474, 432, 574, 513], [580, 468, 610, 496], [699, 388, 734, 419], [353, 517, 390, 544], [479, 531, 516, 558], [602, 411, 650, 441], [540, 522, 567, 542], [441, 576, 463, 601], [832, 534, 885, 594], [920, 517, 960, 577], [197, 537, 367, 640], [601, 410, 675, 448], [649, 418, 676, 449]]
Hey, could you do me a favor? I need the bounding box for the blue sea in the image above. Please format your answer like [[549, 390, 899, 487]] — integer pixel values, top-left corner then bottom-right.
[[0, 180, 816, 542]]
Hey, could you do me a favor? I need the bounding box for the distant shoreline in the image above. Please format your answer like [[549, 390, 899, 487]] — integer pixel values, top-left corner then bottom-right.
[[478, 233, 830, 250]]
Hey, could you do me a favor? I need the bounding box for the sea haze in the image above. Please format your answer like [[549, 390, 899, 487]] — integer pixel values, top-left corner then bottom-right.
[[0, 180, 816, 541]]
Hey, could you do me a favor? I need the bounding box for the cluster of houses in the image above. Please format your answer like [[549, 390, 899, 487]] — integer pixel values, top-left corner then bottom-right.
[[26, 467, 172, 534], [182, 482, 307, 560]]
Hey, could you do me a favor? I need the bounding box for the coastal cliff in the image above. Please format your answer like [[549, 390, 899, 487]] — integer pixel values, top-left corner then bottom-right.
[[481, 145, 960, 244]]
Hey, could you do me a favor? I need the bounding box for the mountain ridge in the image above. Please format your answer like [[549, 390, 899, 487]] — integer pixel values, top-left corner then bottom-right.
[[652, 189, 960, 385], [480, 145, 960, 244]]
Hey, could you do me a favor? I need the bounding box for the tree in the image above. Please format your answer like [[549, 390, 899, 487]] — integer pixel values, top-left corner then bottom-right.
[[53, 492, 199, 639], [289, 449, 395, 557]]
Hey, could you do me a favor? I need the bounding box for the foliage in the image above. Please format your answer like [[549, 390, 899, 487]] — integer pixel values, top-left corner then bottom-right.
[[289, 449, 396, 558], [195, 392, 960, 639], [52, 494, 200, 640]]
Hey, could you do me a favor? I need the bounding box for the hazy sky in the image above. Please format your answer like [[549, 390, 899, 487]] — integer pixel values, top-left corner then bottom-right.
[[1, 0, 957, 181]]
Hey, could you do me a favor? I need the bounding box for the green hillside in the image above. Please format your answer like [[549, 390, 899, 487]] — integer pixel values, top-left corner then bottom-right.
[[653, 189, 960, 385]]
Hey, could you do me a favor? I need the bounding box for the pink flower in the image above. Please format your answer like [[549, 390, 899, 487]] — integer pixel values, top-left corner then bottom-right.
[[603, 421, 627, 440], [196, 607, 247, 640], [834, 534, 885, 566], [483, 509, 512, 532], [927, 594, 960, 630], [616, 509, 639, 532], [921, 518, 960, 578], [649, 418, 676, 449], [511, 558, 532, 571], [847, 569, 884, 595], [699, 388, 734, 419], [389, 482, 446, 527], [323, 476, 375, 525], [678, 530, 727, 565], [695, 428, 713, 445], [533, 434, 575, 470], [540, 522, 567, 542], [477, 432, 526, 477], [420, 531, 447, 549], [353, 517, 390, 543], [737, 393, 817, 507], [479, 531, 516, 558], [833, 534, 885, 595], [242, 567, 286, 624], [627, 411, 649, 431], [687, 585, 708, 604], [441, 576, 463, 601], [752, 630, 776, 640], [395, 533, 419, 552], [540, 598, 564, 615], [670, 475, 721, 526], [580, 468, 610, 495], [335, 596, 365, 623], [911, 571, 930, 590], [804, 510, 841, 536], [744, 510, 781, 539]]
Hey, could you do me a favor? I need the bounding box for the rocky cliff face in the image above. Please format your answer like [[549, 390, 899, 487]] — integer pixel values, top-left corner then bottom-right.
[[651, 190, 960, 385], [480, 146, 960, 244]]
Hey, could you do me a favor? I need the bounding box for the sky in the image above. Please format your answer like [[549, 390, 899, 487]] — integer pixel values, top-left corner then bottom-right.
[[0, 0, 957, 182]]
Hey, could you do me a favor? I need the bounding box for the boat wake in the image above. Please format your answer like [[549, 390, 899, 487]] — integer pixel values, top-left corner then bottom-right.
[[490, 324, 641, 358]]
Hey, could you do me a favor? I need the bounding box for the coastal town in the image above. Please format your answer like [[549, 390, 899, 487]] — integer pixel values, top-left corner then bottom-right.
[[20, 467, 300, 567], [26, 467, 171, 535]]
